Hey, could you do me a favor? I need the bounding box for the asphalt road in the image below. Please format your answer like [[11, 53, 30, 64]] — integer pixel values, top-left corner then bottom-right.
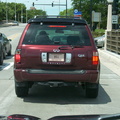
[[0, 24, 120, 120]]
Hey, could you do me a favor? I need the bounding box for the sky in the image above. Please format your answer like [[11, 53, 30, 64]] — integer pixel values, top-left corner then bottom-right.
[[1, 0, 73, 15]]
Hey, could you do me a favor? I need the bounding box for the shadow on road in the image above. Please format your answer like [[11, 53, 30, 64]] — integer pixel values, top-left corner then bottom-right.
[[5, 55, 14, 60], [23, 84, 111, 105]]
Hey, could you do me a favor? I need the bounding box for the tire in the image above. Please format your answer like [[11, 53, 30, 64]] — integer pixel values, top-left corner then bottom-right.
[[0, 52, 3, 65], [3, 49, 6, 59], [85, 83, 99, 98], [15, 82, 29, 97], [7, 46, 12, 56]]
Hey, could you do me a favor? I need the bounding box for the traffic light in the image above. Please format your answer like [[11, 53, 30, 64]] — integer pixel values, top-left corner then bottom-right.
[[112, 0, 119, 15], [33, 2, 34, 6], [52, 2, 54, 7]]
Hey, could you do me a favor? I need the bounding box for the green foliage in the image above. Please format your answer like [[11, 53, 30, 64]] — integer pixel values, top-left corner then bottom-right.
[[27, 9, 46, 20], [59, 8, 74, 16], [92, 29, 105, 37], [0, 2, 47, 23], [71, 0, 108, 29]]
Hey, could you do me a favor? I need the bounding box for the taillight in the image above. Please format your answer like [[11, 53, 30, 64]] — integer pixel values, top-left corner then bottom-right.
[[92, 51, 99, 65], [48, 25, 67, 28], [14, 49, 21, 63]]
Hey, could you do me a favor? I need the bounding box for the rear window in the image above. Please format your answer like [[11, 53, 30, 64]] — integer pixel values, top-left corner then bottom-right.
[[23, 23, 91, 46]]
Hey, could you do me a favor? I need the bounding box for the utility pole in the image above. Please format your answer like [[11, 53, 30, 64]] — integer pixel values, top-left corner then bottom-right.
[[15, 0, 16, 21], [21, 5, 23, 23], [6, 0, 8, 23], [66, 0, 67, 16], [90, 0, 93, 31]]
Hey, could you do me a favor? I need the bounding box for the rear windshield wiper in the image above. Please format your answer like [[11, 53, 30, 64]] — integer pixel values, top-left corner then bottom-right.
[[58, 46, 73, 50], [58, 45, 83, 50], [71, 45, 84, 48]]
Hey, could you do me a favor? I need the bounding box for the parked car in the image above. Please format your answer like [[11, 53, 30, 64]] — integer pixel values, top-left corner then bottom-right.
[[14, 17, 100, 98], [7, 21, 19, 26], [0, 39, 3, 65], [94, 34, 105, 48], [0, 33, 12, 59], [12, 21, 19, 26]]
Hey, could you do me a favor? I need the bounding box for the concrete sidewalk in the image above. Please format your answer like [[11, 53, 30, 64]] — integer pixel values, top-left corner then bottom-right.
[[98, 49, 120, 76]]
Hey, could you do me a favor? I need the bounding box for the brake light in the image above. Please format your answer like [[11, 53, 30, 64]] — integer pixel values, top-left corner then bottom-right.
[[14, 49, 21, 63], [92, 51, 99, 65], [48, 25, 67, 28]]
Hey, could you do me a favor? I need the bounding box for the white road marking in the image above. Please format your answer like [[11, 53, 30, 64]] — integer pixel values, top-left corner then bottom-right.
[[0, 83, 16, 115], [3, 62, 14, 70], [0, 62, 14, 70]]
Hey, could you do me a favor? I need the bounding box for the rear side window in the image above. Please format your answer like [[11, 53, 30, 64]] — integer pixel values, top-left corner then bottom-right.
[[23, 23, 91, 46]]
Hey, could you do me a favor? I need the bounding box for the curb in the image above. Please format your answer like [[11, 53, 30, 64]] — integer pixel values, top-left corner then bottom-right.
[[98, 49, 120, 66]]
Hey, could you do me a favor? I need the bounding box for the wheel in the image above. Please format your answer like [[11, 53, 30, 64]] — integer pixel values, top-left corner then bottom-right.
[[7, 46, 12, 56], [0, 52, 3, 65], [3, 48, 6, 59], [85, 83, 99, 98], [15, 81, 29, 97], [15, 87, 29, 97], [15, 86, 29, 97]]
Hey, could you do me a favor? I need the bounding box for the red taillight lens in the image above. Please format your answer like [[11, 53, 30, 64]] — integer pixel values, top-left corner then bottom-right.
[[7, 115, 28, 120], [14, 49, 21, 63], [92, 52, 99, 65], [48, 25, 67, 28]]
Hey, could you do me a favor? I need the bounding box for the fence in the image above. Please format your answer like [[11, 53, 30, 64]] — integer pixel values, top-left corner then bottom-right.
[[107, 30, 120, 54]]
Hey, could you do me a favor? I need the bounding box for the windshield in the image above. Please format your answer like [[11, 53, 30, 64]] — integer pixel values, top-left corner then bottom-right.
[[23, 24, 91, 46]]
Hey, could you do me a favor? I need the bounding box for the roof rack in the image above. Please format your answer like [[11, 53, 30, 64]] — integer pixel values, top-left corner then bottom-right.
[[28, 16, 87, 25], [34, 15, 82, 19]]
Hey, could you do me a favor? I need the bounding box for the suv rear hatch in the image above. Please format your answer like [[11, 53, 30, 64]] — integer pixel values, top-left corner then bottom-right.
[[15, 19, 98, 70]]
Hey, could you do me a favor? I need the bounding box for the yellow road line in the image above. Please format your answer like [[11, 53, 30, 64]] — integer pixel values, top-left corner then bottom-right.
[[8, 33, 21, 40]]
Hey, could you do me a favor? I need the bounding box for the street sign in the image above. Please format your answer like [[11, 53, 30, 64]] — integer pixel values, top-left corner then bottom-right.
[[112, 15, 118, 24], [92, 12, 101, 22], [74, 9, 78, 14], [74, 9, 82, 18]]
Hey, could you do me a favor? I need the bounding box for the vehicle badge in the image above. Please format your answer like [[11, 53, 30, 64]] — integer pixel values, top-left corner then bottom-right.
[[78, 54, 85, 57], [53, 49, 60, 52]]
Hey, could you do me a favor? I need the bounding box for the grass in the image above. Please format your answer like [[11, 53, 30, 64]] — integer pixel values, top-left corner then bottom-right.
[[92, 29, 105, 38]]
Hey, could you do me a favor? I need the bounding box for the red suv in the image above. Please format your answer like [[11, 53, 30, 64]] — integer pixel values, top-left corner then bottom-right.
[[14, 17, 100, 98]]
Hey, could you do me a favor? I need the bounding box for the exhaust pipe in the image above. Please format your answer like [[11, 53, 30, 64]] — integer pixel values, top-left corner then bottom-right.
[[49, 82, 64, 87]]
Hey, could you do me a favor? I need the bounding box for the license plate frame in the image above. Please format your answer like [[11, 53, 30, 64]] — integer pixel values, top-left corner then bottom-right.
[[48, 53, 65, 62]]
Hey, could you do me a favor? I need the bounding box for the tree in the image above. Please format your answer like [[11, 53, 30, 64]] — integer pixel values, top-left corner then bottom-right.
[[71, 0, 108, 29], [0, 2, 6, 21], [0, 2, 47, 23], [27, 9, 47, 20], [59, 8, 74, 16]]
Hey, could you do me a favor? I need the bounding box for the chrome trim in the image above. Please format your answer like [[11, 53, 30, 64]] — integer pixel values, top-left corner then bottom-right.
[[53, 49, 60, 52], [41, 52, 47, 62], [66, 53, 72, 63], [78, 54, 85, 57], [27, 69, 86, 74]]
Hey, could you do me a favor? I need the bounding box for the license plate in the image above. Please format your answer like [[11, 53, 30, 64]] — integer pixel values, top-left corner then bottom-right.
[[48, 53, 64, 62]]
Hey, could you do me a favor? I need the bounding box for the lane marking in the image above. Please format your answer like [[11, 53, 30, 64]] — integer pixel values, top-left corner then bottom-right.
[[8, 33, 21, 40], [0, 62, 14, 70], [0, 83, 16, 115], [3, 62, 14, 70]]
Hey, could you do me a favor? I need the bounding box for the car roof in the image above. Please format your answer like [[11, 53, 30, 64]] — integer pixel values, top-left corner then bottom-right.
[[28, 17, 87, 25]]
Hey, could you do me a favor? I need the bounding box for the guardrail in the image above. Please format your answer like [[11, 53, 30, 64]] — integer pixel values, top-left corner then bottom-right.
[[107, 30, 120, 54]]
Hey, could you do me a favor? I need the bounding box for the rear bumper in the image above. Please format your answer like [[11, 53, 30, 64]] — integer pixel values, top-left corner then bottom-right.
[[14, 69, 100, 83]]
